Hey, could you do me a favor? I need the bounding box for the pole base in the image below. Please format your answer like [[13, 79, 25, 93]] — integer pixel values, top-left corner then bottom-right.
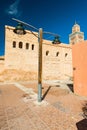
[[38, 83, 42, 102]]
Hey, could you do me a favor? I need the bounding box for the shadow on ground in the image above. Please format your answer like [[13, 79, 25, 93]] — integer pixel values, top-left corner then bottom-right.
[[42, 84, 69, 100], [76, 102, 87, 130], [67, 83, 74, 92], [76, 119, 87, 130], [42, 86, 51, 100]]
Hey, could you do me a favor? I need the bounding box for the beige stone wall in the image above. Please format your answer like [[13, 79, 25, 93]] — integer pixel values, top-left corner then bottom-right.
[[3, 25, 73, 81], [5, 26, 38, 71], [43, 42, 72, 79]]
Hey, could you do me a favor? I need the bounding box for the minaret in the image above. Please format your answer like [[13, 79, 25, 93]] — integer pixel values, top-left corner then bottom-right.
[[69, 22, 84, 44]]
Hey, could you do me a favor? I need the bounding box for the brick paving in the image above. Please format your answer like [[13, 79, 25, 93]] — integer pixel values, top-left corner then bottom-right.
[[0, 81, 87, 130]]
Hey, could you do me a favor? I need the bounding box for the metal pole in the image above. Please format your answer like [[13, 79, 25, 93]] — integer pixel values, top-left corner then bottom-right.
[[38, 28, 43, 102]]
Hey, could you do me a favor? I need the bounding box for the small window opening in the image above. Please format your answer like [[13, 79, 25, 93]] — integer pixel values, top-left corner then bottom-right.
[[56, 52, 59, 57], [13, 41, 16, 48], [65, 53, 68, 57], [46, 51, 49, 56], [19, 42, 23, 48], [26, 43, 29, 49], [32, 44, 34, 50]]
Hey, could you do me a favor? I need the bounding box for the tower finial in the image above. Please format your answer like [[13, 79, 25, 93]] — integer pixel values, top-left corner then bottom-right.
[[75, 20, 77, 25]]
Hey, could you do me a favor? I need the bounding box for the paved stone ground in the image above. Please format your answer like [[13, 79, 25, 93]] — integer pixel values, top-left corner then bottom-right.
[[0, 80, 87, 130]]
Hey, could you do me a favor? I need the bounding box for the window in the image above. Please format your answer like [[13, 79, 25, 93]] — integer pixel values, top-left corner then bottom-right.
[[46, 51, 49, 56], [56, 52, 59, 57], [32, 44, 34, 50], [26, 43, 29, 49], [19, 42, 23, 48], [13, 41, 16, 48], [65, 53, 68, 57]]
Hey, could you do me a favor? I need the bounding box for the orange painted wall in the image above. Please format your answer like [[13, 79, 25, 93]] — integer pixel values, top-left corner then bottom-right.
[[72, 41, 87, 96]]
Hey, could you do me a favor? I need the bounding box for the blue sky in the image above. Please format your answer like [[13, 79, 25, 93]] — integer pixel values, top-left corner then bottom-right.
[[0, 0, 87, 55]]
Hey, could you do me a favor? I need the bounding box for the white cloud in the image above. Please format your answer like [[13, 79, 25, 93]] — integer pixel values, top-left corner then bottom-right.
[[6, 0, 21, 17]]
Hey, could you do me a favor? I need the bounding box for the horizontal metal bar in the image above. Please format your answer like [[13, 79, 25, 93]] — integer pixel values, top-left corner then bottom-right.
[[12, 18, 60, 37], [43, 31, 60, 37], [12, 18, 39, 31]]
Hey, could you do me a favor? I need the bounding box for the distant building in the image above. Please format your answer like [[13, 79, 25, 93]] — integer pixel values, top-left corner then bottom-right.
[[0, 23, 84, 82], [69, 23, 84, 44]]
